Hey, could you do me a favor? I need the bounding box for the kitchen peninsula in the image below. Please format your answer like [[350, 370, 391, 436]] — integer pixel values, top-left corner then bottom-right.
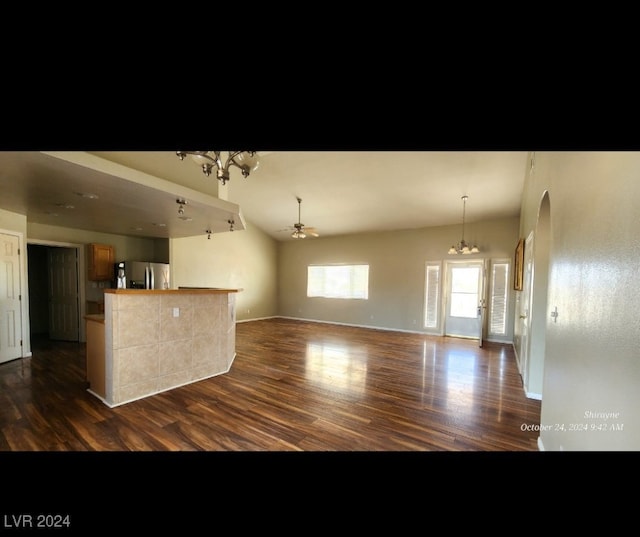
[[85, 288, 239, 407]]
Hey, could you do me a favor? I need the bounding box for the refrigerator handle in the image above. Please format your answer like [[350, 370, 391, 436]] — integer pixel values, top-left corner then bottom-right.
[[150, 265, 155, 290], [145, 266, 149, 289]]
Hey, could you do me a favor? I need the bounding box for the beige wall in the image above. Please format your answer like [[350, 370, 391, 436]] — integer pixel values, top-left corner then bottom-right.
[[28, 222, 165, 262], [520, 152, 640, 450], [278, 217, 519, 335], [0, 208, 26, 232], [170, 220, 278, 322]]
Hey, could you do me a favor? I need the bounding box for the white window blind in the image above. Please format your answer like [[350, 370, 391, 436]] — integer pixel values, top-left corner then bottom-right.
[[424, 262, 441, 329], [489, 261, 509, 336], [307, 264, 369, 299]]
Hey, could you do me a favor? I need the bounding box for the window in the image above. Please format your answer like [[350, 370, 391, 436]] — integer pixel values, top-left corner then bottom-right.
[[424, 262, 441, 329], [450, 266, 481, 318], [489, 260, 509, 336], [307, 264, 369, 299]]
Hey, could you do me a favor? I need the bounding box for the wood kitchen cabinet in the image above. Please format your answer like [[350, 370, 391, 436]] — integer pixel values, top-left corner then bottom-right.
[[88, 243, 114, 281]]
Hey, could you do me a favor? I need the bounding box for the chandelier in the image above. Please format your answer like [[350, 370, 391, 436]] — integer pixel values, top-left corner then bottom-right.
[[176, 151, 260, 185], [448, 195, 480, 254]]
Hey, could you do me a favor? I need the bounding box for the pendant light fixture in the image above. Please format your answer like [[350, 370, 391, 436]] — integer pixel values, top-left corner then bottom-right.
[[448, 195, 480, 255]]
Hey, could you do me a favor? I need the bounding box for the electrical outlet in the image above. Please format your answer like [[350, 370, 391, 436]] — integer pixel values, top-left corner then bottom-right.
[[172, 307, 179, 318]]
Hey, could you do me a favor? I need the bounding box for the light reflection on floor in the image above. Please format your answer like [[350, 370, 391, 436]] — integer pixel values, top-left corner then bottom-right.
[[422, 340, 437, 406], [303, 336, 512, 423], [442, 349, 477, 414], [487, 347, 507, 422], [305, 342, 367, 395]]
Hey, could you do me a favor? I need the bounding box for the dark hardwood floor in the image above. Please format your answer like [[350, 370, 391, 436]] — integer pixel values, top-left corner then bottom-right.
[[0, 318, 541, 451]]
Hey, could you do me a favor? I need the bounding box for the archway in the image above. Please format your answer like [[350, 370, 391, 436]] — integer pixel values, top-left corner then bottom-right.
[[525, 191, 551, 398]]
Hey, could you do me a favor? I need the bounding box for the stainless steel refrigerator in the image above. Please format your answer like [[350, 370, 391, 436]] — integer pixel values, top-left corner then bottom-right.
[[117, 261, 171, 289]]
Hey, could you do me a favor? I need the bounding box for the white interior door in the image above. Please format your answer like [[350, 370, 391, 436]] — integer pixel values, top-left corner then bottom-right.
[[0, 232, 22, 363], [48, 247, 79, 341], [445, 261, 484, 340]]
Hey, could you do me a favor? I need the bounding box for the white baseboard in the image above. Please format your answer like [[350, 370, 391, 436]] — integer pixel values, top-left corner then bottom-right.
[[512, 342, 522, 371], [236, 315, 279, 324], [511, 342, 538, 399], [275, 315, 433, 335], [246, 316, 523, 345]]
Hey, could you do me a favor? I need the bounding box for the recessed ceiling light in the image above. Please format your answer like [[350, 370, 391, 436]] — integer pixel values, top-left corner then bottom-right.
[[152, 223, 167, 227], [55, 203, 75, 209], [75, 192, 99, 199], [178, 216, 193, 221]]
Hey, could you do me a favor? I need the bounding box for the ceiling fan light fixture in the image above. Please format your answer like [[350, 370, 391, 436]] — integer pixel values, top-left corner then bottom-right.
[[292, 229, 306, 239], [290, 197, 314, 240]]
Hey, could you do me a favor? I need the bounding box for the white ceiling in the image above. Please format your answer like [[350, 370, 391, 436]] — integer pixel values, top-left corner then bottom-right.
[[0, 150, 529, 241]]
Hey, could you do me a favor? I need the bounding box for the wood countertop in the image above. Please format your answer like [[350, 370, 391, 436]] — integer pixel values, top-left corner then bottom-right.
[[104, 287, 242, 295]]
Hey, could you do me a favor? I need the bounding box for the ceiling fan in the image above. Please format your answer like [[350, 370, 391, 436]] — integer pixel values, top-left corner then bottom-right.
[[288, 197, 319, 239]]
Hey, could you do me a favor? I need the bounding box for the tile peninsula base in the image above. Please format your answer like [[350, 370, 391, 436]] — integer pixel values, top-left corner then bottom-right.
[[91, 288, 239, 407]]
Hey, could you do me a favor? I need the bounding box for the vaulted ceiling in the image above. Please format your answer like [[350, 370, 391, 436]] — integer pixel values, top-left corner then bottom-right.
[[0, 151, 528, 241]]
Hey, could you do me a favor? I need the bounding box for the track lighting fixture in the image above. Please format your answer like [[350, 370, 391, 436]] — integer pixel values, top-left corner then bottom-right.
[[176, 198, 186, 216], [228, 219, 235, 232], [206, 229, 212, 240]]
